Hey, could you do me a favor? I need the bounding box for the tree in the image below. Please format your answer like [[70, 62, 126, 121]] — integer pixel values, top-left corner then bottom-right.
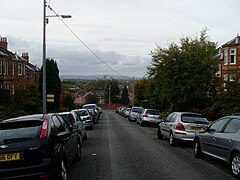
[[39, 58, 62, 112], [147, 29, 219, 112], [121, 85, 130, 105], [104, 79, 121, 104], [64, 93, 75, 110]]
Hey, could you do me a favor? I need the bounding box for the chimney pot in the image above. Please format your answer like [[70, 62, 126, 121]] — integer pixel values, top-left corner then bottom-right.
[[0, 36, 8, 49]]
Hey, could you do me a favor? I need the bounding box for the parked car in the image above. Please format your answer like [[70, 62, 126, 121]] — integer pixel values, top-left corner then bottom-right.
[[87, 109, 98, 124], [194, 115, 240, 178], [83, 104, 100, 123], [0, 114, 81, 180], [123, 108, 131, 118], [128, 106, 144, 121], [157, 112, 209, 146], [136, 109, 163, 127], [59, 111, 87, 140], [73, 109, 94, 130]]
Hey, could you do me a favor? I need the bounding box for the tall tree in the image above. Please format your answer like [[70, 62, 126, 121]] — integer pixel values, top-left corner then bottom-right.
[[39, 58, 62, 112], [104, 79, 120, 104], [147, 29, 219, 112], [121, 85, 130, 105], [64, 93, 75, 110]]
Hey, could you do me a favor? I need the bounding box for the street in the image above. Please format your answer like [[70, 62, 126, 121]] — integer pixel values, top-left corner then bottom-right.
[[68, 110, 235, 180]]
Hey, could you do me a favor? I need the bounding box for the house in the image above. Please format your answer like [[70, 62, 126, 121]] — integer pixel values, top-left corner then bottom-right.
[[217, 34, 240, 88], [0, 36, 40, 94]]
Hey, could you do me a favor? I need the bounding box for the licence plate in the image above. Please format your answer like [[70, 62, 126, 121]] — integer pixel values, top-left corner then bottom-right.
[[190, 127, 203, 131], [0, 153, 20, 162], [149, 120, 156, 123]]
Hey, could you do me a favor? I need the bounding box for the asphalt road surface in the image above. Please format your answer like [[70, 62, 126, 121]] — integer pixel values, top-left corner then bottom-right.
[[68, 110, 235, 180]]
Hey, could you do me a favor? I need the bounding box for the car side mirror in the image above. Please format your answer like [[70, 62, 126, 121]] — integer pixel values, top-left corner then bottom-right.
[[72, 124, 79, 130]]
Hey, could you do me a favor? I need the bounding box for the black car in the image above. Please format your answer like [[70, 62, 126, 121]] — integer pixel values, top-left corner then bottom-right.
[[0, 114, 82, 180]]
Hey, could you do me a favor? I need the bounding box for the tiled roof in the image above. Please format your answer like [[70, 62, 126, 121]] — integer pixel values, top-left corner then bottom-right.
[[0, 47, 24, 61], [223, 35, 240, 46]]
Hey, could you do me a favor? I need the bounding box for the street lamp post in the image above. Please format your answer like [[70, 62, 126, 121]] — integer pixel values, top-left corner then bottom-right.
[[42, 0, 71, 114]]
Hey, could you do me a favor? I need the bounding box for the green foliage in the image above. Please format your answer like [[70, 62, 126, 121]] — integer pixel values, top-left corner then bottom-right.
[[0, 88, 10, 106], [104, 79, 121, 104], [219, 82, 240, 115], [137, 30, 219, 113], [39, 58, 62, 112], [121, 85, 130, 105], [63, 93, 75, 110]]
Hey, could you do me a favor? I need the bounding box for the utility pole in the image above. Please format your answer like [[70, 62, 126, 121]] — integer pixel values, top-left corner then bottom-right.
[[109, 85, 111, 110], [133, 76, 135, 106]]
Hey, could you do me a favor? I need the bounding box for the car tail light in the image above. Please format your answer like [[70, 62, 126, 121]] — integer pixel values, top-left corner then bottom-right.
[[176, 123, 185, 131], [40, 119, 48, 139], [40, 173, 49, 180], [143, 114, 148, 117], [87, 116, 92, 120], [159, 115, 163, 119]]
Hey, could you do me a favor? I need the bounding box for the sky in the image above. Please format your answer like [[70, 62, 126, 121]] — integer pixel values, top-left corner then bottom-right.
[[0, 0, 240, 78]]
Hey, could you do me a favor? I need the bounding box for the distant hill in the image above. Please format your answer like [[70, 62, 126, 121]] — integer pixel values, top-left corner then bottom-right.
[[61, 75, 134, 80]]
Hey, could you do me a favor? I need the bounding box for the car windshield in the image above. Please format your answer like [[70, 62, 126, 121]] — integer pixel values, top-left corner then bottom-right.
[[181, 114, 208, 124], [145, 110, 160, 115], [59, 114, 75, 125], [0, 120, 41, 143], [83, 105, 96, 109]]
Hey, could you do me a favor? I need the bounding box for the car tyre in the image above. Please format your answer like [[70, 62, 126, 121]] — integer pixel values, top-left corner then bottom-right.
[[75, 142, 82, 161], [169, 133, 176, 146], [140, 120, 145, 127], [231, 153, 240, 178], [194, 139, 202, 158], [157, 127, 163, 139]]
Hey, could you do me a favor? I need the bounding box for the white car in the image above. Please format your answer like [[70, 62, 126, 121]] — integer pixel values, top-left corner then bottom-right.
[[136, 109, 163, 126], [128, 106, 144, 122]]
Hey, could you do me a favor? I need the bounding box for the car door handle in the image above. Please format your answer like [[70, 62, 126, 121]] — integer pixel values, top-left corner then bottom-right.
[[213, 137, 216, 140], [229, 139, 233, 142]]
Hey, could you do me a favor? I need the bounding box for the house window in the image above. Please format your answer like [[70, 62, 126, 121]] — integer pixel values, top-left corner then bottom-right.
[[26, 73, 30, 81], [230, 74, 236, 81], [224, 49, 228, 65], [12, 85, 15, 94], [224, 74, 228, 81], [230, 48, 236, 64], [18, 63, 22, 75], [0, 60, 2, 75], [216, 64, 221, 77], [3, 60, 8, 75]]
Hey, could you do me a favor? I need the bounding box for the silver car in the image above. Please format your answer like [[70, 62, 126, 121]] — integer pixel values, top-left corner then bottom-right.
[[194, 116, 240, 178], [128, 106, 143, 121], [157, 112, 209, 146], [136, 109, 163, 127], [73, 109, 94, 130]]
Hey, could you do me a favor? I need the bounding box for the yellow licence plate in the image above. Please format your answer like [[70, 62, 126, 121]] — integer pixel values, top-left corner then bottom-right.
[[149, 120, 156, 123], [0, 153, 20, 162], [190, 127, 203, 131]]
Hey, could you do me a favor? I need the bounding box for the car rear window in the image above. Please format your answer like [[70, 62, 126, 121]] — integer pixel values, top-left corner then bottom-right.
[[0, 120, 42, 143], [181, 114, 208, 124], [145, 110, 160, 115], [132, 107, 143, 113]]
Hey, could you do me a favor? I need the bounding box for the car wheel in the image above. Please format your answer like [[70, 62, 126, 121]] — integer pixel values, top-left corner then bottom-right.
[[75, 142, 82, 161], [169, 133, 176, 146], [194, 139, 202, 158], [58, 159, 67, 180], [231, 153, 240, 178], [157, 127, 163, 139], [140, 121, 145, 127], [90, 125, 93, 130]]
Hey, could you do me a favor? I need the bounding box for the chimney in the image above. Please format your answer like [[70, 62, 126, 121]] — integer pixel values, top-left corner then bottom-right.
[[22, 52, 29, 62], [0, 36, 8, 49]]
